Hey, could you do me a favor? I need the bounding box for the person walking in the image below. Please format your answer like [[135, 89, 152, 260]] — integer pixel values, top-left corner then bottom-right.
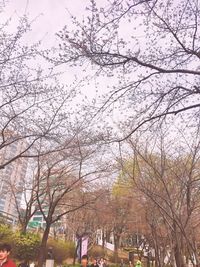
[[103, 259, 108, 267], [99, 258, 104, 267], [90, 259, 99, 267], [0, 244, 16, 267], [120, 259, 125, 267], [18, 261, 29, 267], [81, 255, 89, 267]]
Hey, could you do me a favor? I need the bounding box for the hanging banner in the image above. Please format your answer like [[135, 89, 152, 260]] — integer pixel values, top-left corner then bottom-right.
[[81, 235, 89, 257]]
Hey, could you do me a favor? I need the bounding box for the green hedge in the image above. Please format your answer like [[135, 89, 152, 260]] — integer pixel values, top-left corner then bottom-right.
[[13, 232, 41, 261], [0, 224, 75, 263], [89, 246, 106, 258], [0, 224, 40, 262], [47, 239, 75, 263], [0, 224, 14, 244]]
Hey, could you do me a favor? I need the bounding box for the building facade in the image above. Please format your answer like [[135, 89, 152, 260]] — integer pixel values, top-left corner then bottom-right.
[[0, 140, 29, 221]]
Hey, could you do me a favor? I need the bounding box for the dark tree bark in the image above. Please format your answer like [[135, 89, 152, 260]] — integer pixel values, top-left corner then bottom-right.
[[38, 225, 51, 267]]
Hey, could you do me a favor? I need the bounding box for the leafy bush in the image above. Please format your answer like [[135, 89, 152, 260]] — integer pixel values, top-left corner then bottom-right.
[[13, 232, 41, 261], [0, 223, 76, 263], [0, 224, 14, 245], [0, 225, 41, 261], [47, 239, 75, 264], [89, 246, 106, 258], [108, 254, 120, 264]]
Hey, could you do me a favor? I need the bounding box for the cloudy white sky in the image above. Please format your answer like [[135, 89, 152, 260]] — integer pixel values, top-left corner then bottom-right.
[[1, 0, 115, 104], [0, 1, 175, 130], [1, 0, 193, 139], [1, 0, 138, 99], [0, 0, 196, 154], [3, 0, 87, 41]]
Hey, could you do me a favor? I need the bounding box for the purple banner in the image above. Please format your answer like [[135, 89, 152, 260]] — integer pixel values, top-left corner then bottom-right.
[[81, 235, 89, 257]]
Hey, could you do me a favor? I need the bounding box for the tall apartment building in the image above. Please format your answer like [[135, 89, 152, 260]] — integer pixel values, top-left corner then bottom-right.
[[28, 169, 80, 237], [0, 139, 29, 221]]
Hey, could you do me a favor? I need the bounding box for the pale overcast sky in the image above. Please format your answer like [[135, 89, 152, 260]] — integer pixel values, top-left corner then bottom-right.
[[2, 0, 88, 45], [1, 1, 112, 100], [0, 0, 164, 127], [0, 0, 195, 146]]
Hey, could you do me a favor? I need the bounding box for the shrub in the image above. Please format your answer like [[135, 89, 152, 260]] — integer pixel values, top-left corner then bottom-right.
[[108, 254, 119, 263], [47, 239, 75, 264], [0, 224, 14, 245], [0, 223, 76, 263], [0, 225, 41, 262], [13, 232, 41, 261], [89, 246, 106, 259]]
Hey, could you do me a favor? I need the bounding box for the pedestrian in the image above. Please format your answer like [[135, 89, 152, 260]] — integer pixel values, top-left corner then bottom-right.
[[103, 259, 108, 267], [99, 258, 104, 267], [81, 255, 89, 267], [18, 261, 29, 267], [29, 263, 35, 267], [120, 259, 125, 267], [0, 243, 16, 267], [90, 259, 99, 267], [135, 260, 142, 267]]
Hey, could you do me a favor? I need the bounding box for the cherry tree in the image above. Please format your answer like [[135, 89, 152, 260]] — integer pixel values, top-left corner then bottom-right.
[[57, 0, 200, 141]]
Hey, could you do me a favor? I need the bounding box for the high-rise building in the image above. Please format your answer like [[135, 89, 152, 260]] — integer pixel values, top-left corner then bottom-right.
[[28, 169, 80, 237], [0, 139, 29, 221]]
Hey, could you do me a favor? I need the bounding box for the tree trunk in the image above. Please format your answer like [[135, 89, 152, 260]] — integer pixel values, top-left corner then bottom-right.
[[20, 222, 28, 234], [174, 244, 185, 267], [73, 242, 79, 265], [150, 225, 162, 267], [21, 216, 32, 234], [38, 225, 51, 267], [102, 228, 105, 250], [114, 235, 120, 264]]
